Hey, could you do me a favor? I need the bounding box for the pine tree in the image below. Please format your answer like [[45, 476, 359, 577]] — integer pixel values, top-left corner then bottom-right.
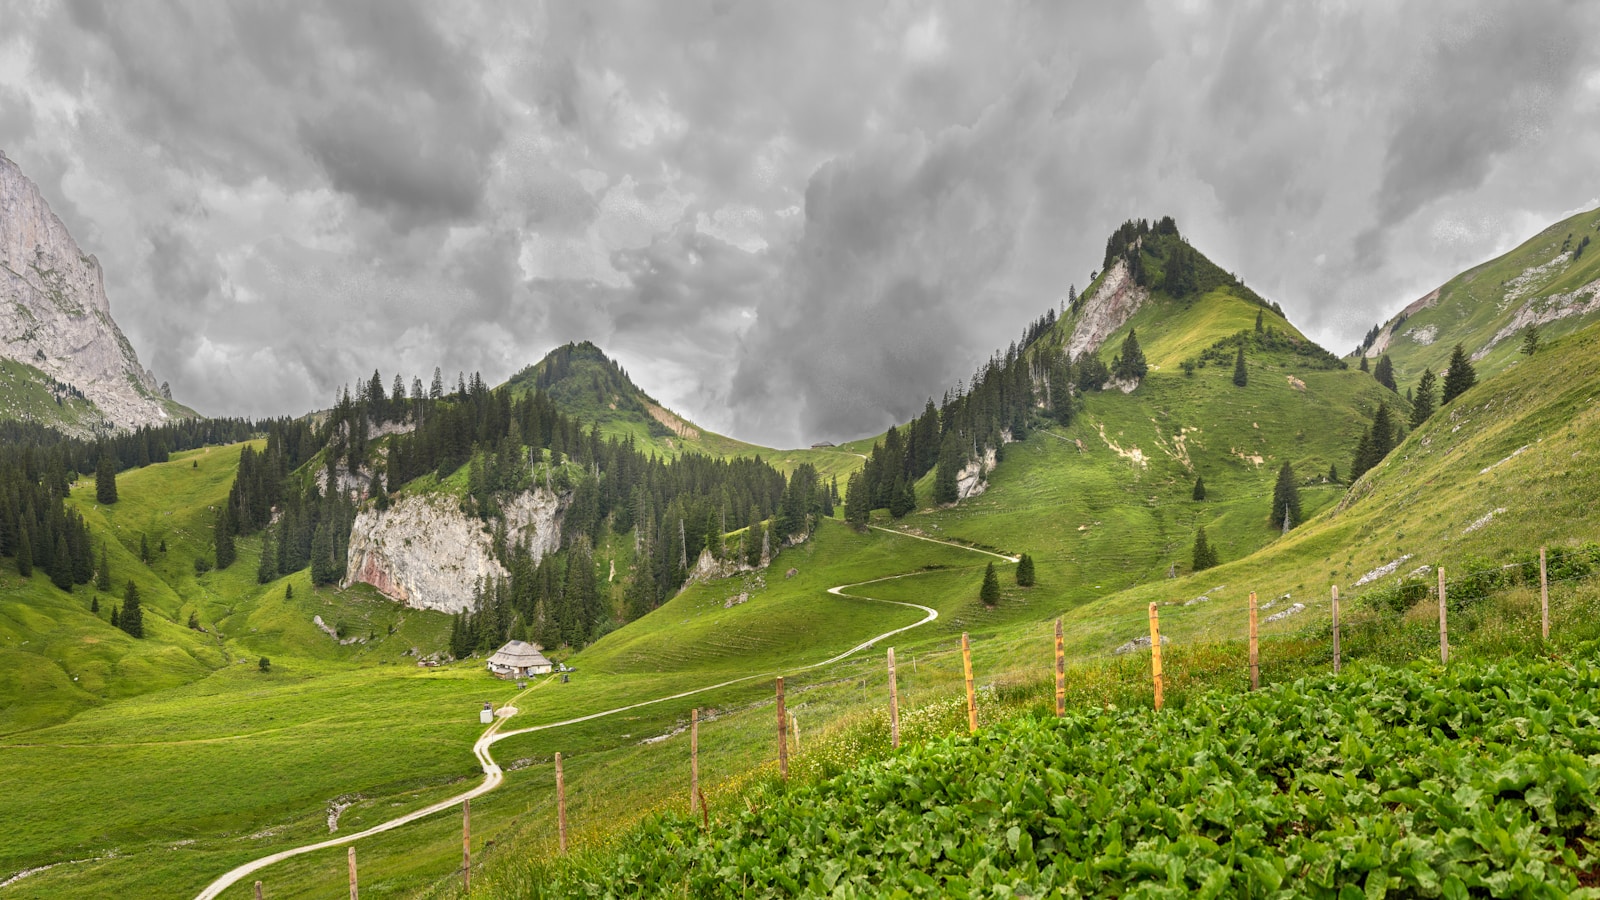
[[980, 562, 1000, 606], [91, 595, 100, 614], [120, 580, 144, 638], [1192, 475, 1206, 501], [16, 528, 31, 577], [1271, 462, 1301, 533], [1521, 324, 1540, 356], [1441, 343, 1476, 404], [110, 604, 119, 629], [1192, 526, 1218, 571], [1232, 345, 1248, 387], [214, 511, 236, 569], [1254, 309, 1264, 333], [257, 527, 278, 584], [933, 432, 962, 505], [1349, 427, 1376, 481], [844, 471, 869, 528], [1370, 401, 1397, 459], [139, 533, 151, 563], [1112, 329, 1148, 382], [52, 539, 73, 591], [1410, 369, 1437, 427], [96, 453, 118, 504], [1358, 355, 1369, 373], [1015, 553, 1035, 587], [1328, 463, 1339, 484], [1373, 354, 1397, 392]]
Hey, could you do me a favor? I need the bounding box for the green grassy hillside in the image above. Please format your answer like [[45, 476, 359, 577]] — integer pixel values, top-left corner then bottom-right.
[[1359, 205, 1600, 389]]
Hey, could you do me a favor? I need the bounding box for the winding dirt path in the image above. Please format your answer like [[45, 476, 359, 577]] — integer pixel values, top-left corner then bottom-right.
[[194, 528, 1001, 899]]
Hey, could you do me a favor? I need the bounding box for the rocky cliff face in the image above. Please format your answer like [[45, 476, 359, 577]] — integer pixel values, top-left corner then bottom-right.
[[343, 487, 567, 613], [1067, 259, 1149, 361], [0, 150, 180, 432]]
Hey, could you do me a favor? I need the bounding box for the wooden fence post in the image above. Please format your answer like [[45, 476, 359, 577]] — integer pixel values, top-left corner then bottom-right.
[[254, 881, 263, 900], [463, 798, 471, 895], [690, 708, 699, 814], [1248, 591, 1260, 691], [1438, 566, 1449, 665], [1055, 617, 1066, 718], [1331, 586, 1341, 675], [887, 647, 900, 749], [347, 846, 358, 900], [776, 677, 788, 779], [555, 752, 567, 854], [961, 633, 977, 734], [1540, 547, 1550, 641], [1148, 603, 1163, 711]]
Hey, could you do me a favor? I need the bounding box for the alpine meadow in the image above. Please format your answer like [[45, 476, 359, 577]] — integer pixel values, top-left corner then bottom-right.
[[5, 5, 1600, 899]]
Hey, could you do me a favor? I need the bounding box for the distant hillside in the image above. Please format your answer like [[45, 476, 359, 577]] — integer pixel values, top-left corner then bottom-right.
[[1353, 205, 1600, 390], [0, 150, 194, 434]]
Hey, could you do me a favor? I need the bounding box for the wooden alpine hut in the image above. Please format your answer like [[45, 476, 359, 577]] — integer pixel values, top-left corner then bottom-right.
[[487, 640, 553, 678]]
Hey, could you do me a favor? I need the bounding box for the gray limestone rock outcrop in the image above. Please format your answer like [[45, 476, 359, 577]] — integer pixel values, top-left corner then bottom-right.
[[0, 150, 180, 432], [1067, 258, 1149, 362], [342, 487, 568, 613]]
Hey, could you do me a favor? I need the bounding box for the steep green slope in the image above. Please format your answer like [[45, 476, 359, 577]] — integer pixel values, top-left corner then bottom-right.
[[1357, 205, 1600, 389]]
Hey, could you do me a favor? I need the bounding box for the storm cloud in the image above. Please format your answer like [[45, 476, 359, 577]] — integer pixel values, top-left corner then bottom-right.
[[3, 1, 1598, 446]]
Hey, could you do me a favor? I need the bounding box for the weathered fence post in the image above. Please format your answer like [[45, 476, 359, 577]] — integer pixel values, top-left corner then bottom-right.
[[689, 708, 699, 814], [961, 633, 977, 734], [1331, 586, 1341, 675], [555, 752, 567, 854], [1248, 591, 1260, 691], [254, 881, 263, 900], [347, 846, 358, 900], [1148, 603, 1164, 711], [1054, 617, 1066, 718], [887, 647, 900, 749], [776, 677, 788, 779], [463, 798, 471, 894], [1540, 547, 1550, 641], [1438, 566, 1449, 665]]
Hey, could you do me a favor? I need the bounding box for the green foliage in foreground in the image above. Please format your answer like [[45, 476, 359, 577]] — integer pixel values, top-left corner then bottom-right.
[[514, 655, 1600, 898]]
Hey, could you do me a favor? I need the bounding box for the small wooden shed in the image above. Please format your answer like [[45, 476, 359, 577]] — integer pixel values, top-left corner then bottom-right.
[[487, 640, 553, 678]]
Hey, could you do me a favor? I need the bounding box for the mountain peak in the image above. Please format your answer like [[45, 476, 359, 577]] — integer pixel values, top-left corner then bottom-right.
[[0, 151, 190, 433]]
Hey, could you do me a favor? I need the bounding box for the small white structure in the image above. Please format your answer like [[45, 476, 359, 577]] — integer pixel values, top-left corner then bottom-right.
[[487, 640, 554, 679], [479, 702, 494, 725]]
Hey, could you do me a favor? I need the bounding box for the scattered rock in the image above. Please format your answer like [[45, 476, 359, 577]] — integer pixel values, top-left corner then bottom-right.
[[1355, 555, 1412, 586], [1265, 603, 1305, 623], [1113, 634, 1170, 655], [1463, 508, 1508, 534], [785, 567, 798, 579]]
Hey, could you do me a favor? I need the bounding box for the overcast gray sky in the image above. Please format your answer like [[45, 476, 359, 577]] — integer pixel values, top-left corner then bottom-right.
[[3, 1, 1598, 447]]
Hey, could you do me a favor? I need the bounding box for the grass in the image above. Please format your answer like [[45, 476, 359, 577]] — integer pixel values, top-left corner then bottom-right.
[[0, 356, 101, 432]]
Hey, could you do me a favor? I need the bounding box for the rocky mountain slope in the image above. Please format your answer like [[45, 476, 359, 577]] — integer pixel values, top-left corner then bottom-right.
[[0, 150, 190, 433], [1354, 205, 1600, 389]]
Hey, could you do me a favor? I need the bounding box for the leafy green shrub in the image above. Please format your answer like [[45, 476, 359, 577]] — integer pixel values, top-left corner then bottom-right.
[[1550, 543, 1600, 582], [1449, 554, 1511, 608], [1364, 575, 1430, 615]]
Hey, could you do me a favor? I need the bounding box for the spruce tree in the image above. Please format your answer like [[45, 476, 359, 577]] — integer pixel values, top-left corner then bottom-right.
[[139, 533, 151, 563], [1373, 354, 1397, 392], [120, 580, 144, 638], [1192, 475, 1206, 501], [980, 562, 1001, 606], [1358, 355, 1369, 373], [1015, 553, 1035, 587], [1191, 526, 1217, 571], [1370, 401, 1397, 459], [52, 540, 73, 591], [1328, 463, 1339, 483], [215, 511, 236, 569], [1441, 343, 1476, 404], [844, 471, 869, 528], [1410, 369, 1437, 428], [96, 454, 118, 504], [1520, 324, 1540, 356], [110, 604, 119, 629], [16, 528, 31, 577], [257, 527, 278, 584], [1112, 329, 1148, 382], [1232, 345, 1248, 387], [1271, 462, 1301, 532], [1254, 309, 1264, 333], [91, 595, 100, 613], [1349, 427, 1375, 481]]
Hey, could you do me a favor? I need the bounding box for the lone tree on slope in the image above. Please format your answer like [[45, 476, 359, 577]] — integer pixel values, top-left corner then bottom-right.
[[1271, 462, 1301, 533], [1441, 343, 1477, 404], [1232, 345, 1248, 387], [1192, 475, 1206, 501], [980, 562, 1001, 606], [1112, 329, 1148, 382], [1015, 554, 1036, 587], [1192, 526, 1218, 572], [1410, 369, 1437, 428]]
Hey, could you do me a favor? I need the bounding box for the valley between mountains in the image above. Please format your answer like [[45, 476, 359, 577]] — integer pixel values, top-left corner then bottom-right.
[[4, 163, 1600, 897]]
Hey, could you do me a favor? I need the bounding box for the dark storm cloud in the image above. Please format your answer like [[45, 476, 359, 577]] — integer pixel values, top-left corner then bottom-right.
[[5, 1, 1600, 443]]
